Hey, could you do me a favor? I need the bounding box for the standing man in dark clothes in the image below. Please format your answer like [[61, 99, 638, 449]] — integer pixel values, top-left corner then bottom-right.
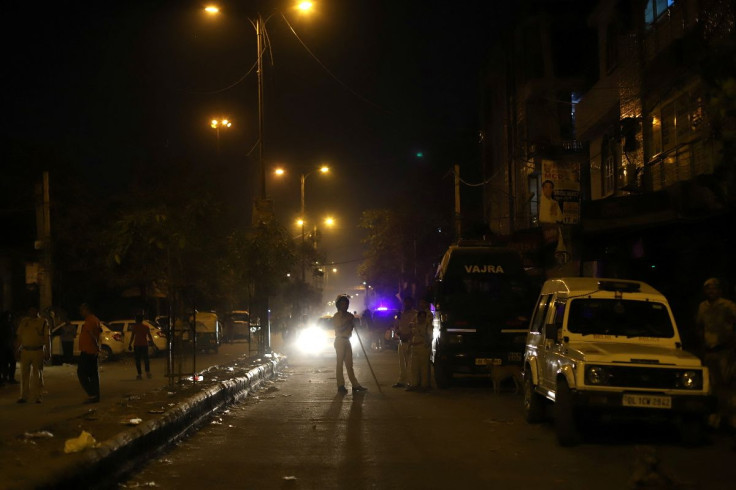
[[77, 303, 102, 403], [128, 314, 153, 380]]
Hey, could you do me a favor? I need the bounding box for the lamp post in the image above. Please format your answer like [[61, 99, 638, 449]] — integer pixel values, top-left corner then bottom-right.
[[275, 165, 329, 281], [210, 118, 232, 154], [300, 167, 329, 279], [204, 3, 315, 221], [204, 2, 315, 355]]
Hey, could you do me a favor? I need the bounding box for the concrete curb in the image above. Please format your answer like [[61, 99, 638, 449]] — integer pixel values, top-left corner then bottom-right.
[[38, 356, 286, 489]]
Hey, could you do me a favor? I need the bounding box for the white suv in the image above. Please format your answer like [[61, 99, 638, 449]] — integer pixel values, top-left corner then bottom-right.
[[523, 277, 714, 445]]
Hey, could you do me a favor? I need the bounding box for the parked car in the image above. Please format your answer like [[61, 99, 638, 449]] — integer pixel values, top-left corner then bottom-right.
[[50, 321, 125, 364], [107, 319, 167, 356], [523, 277, 715, 446]]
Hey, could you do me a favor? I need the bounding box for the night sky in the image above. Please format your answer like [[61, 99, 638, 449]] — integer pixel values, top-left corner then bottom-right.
[[3, 0, 509, 296]]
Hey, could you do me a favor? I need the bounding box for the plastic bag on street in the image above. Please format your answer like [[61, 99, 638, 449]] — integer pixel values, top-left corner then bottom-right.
[[23, 430, 54, 439], [64, 430, 97, 453]]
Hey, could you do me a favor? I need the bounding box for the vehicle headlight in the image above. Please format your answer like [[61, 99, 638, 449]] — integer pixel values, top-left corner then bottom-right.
[[679, 370, 701, 390], [297, 327, 328, 354], [585, 365, 609, 385]]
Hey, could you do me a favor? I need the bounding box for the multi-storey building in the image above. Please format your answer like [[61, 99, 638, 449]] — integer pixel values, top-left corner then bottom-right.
[[483, 0, 735, 329], [482, 0, 596, 276], [576, 0, 735, 327]]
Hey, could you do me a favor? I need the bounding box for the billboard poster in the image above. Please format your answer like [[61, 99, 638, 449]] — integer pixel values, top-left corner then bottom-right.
[[540, 159, 581, 225]]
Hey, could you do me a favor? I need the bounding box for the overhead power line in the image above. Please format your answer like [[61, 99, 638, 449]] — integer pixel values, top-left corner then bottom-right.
[[280, 13, 391, 114]]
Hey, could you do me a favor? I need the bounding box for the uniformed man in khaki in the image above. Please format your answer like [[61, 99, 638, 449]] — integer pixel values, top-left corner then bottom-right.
[[696, 277, 736, 427], [332, 295, 367, 394], [393, 297, 417, 388], [407, 310, 432, 392], [16, 306, 50, 404]]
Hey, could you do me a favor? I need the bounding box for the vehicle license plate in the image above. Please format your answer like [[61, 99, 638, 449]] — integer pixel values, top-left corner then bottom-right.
[[622, 394, 672, 409], [475, 358, 502, 366]]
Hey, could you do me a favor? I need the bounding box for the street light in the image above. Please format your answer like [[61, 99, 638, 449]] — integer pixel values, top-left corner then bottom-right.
[[297, 2, 314, 12], [203, 3, 315, 220], [275, 165, 330, 281], [210, 118, 232, 153], [203, 2, 316, 355], [311, 215, 335, 250]]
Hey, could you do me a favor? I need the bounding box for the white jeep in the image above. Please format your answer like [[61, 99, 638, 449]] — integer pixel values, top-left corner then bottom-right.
[[523, 277, 714, 445]]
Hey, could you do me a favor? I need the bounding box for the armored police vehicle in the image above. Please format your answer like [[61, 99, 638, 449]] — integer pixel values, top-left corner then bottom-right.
[[431, 242, 535, 388]]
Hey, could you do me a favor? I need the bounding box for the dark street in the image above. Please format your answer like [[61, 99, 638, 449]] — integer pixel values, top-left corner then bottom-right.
[[123, 348, 736, 490]]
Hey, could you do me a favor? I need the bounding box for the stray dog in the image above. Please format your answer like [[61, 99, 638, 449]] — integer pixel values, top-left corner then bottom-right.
[[489, 364, 523, 394]]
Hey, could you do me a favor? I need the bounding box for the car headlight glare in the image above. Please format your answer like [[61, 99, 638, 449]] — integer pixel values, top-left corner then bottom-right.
[[297, 327, 328, 354], [679, 370, 701, 389], [586, 365, 608, 385]]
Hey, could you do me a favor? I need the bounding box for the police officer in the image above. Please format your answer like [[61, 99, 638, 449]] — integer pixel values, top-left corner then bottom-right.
[[332, 294, 367, 394], [393, 297, 417, 388], [15, 306, 50, 403], [696, 278, 736, 427], [407, 310, 432, 392]]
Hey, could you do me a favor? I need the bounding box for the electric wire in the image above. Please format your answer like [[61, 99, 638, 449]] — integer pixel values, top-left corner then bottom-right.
[[280, 13, 391, 114], [179, 59, 258, 95]]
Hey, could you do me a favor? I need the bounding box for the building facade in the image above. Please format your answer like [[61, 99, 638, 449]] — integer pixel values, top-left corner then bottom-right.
[[482, 0, 735, 330]]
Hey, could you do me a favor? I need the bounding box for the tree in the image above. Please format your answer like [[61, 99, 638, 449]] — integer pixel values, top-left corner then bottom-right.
[[359, 206, 452, 304]]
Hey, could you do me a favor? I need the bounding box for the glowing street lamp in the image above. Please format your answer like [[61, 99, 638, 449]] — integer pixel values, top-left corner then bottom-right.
[[203, 3, 315, 209], [275, 164, 330, 280], [210, 118, 232, 153], [297, 2, 314, 12]]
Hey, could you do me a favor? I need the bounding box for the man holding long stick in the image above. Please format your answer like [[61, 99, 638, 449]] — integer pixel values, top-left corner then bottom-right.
[[332, 294, 368, 395]]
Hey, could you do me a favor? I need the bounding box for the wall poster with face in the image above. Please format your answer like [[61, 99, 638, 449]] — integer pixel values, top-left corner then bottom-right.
[[540, 159, 581, 225]]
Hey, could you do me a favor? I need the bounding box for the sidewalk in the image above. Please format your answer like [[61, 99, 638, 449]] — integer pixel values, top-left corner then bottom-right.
[[0, 339, 286, 489]]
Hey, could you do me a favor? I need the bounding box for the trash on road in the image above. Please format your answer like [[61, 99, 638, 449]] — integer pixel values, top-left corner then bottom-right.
[[283, 476, 297, 481], [22, 430, 54, 439], [122, 418, 143, 426], [120, 481, 158, 488], [64, 430, 97, 453]]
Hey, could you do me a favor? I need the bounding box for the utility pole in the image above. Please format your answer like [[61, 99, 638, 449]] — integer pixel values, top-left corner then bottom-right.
[[454, 164, 462, 242], [35, 171, 52, 311]]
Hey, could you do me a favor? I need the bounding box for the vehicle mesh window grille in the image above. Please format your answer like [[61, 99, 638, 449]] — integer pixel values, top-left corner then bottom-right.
[[607, 366, 687, 389]]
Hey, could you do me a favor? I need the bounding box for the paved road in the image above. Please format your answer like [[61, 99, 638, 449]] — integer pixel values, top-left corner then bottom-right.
[[122, 347, 736, 490]]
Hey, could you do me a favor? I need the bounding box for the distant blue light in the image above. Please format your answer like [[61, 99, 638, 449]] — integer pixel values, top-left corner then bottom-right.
[[376, 306, 388, 311], [416, 152, 424, 158]]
